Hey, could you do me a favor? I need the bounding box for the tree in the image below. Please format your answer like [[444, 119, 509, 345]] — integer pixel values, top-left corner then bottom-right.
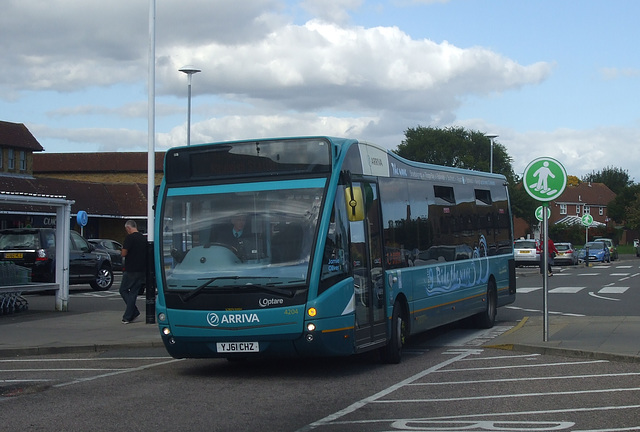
[[625, 192, 640, 231], [395, 126, 515, 183], [582, 166, 632, 194], [567, 175, 580, 187], [395, 125, 540, 223], [607, 184, 640, 224]]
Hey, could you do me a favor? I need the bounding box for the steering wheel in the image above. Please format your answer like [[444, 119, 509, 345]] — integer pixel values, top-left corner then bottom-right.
[[208, 242, 244, 262]]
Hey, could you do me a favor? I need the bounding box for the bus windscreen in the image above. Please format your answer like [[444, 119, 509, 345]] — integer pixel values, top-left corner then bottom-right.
[[165, 138, 332, 183]]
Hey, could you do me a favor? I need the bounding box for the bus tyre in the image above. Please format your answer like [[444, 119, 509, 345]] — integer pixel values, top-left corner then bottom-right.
[[381, 301, 404, 364], [474, 280, 497, 329]]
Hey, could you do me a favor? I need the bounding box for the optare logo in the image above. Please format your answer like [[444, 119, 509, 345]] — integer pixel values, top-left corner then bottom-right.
[[259, 298, 284, 307], [207, 313, 220, 327]]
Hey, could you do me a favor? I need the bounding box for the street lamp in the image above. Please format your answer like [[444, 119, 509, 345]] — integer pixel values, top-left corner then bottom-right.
[[179, 65, 201, 146], [486, 134, 498, 173]]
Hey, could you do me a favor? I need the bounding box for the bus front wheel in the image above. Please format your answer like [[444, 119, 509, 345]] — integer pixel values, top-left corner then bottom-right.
[[381, 301, 405, 364]]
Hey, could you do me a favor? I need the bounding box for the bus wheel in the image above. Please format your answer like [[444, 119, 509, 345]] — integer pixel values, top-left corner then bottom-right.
[[381, 301, 405, 364], [474, 280, 497, 329]]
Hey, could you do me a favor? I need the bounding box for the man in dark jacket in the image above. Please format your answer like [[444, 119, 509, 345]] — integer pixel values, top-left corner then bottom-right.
[[119, 220, 147, 323]]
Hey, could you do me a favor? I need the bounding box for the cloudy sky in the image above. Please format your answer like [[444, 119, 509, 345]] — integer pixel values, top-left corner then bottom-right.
[[2, 0, 639, 181]]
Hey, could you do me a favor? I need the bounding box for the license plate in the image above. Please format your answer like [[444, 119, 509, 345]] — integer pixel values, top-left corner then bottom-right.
[[4, 253, 23, 259], [518, 250, 531, 254], [216, 342, 259, 353]]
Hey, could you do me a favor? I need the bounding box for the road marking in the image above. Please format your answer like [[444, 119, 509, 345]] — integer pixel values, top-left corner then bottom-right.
[[589, 291, 620, 301], [517, 287, 541, 293], [610, 273, 630, 276], [598, 286, 629, 294], [374, 386, 640, 403], [296, 349, 481, 431], [549, 286, 586, 293]]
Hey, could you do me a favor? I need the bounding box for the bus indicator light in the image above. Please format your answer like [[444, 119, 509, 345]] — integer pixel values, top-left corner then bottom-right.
[[307, 307, 317, 317]]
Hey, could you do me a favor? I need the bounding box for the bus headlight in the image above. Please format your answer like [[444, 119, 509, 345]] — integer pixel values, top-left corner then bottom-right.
[[158, 313, 167, 322], [162, 327, 171, 336], [307, 323, 316, 332]]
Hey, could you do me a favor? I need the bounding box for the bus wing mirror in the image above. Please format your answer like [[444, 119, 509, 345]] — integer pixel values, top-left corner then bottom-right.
[[345, 186, 364, 222]]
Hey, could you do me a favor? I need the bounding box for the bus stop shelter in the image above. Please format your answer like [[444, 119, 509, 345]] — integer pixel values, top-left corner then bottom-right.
[[0, 191, 74, 311]]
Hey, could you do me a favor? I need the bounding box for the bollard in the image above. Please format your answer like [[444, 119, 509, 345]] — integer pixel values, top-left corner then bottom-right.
[[585, 246, 590, 267]]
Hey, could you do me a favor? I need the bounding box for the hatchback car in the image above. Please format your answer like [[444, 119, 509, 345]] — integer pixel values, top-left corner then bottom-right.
[[0, 228, 114, 290], [514, 239, 540, 266], [594, 238, 618, 261], [554, 242, 578, 265], [88, 239, 123, 271], [578, 241, 611, 263]]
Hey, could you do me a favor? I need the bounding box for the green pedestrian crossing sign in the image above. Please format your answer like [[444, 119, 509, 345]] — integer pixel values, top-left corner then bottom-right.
[[535, 205, 551, 222], [523, 157, 567, 202]]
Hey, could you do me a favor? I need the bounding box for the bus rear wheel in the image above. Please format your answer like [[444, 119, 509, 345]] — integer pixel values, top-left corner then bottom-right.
[[381, 301, 405, 364]]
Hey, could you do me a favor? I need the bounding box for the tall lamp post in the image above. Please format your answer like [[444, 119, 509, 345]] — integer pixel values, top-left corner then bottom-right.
[[179, 65, 201, 146], [486, 134, 498, 173]]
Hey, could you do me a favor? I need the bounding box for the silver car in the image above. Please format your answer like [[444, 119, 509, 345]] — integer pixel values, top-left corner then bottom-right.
[[554, 242, 578, 265], [514, 239, 540, 266]]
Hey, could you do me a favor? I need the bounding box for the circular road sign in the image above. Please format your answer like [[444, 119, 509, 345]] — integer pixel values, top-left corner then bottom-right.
[[582, 214, 594, 226], [523, 157, 568, 202], [535, 205, 551, 222], [77, 210, 88, 227]]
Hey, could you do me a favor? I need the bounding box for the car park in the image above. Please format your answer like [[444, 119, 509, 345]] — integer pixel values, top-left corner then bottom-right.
[[594, 237, 618, 261], [554, 242, 578, 265], [514, 239, 540, 266], [0, 228, 114, 290], [88, 238, 123, 271], [578, 241, 611, 263]]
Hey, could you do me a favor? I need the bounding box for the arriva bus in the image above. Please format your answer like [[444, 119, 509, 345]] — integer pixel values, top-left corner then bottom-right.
[[155, 137, 515, 363]]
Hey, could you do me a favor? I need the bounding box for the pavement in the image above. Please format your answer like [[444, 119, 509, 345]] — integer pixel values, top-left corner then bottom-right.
[[0, 291, 639, 363]]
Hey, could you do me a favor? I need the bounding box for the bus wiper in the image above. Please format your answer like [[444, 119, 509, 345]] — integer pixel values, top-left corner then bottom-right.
[[234, 283, 297, 298], [180, 276, 242, 302]]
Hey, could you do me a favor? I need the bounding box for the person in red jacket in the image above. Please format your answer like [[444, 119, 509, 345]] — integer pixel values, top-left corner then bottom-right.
[[540, 237, 559, 276]]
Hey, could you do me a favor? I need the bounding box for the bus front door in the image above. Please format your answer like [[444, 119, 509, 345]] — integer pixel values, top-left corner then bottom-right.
[[350, 181, 387, 350]]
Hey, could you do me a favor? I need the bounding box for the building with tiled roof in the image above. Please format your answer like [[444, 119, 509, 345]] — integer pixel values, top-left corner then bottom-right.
[[550, 182, 615, 226], [0, 121, 44, 176], [33, 152, 165, 185]]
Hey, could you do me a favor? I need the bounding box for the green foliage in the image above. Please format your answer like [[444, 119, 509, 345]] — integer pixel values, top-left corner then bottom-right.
[[624, 191, 640, 231], [607, 184, 640, 224], [581, 166, 632, 194], [395, 125, 536, 221], [395, 126, 516, 183]]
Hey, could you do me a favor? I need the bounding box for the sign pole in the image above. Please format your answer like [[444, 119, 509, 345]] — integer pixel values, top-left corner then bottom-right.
[[523, 157, 567, 343], [542, 202, 549, 341]]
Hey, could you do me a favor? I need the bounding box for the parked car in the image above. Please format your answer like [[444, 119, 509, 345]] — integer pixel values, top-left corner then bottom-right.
[[0, 228, 114, 290], [554, 242, 578, 265], [514, 239, 540, 266], [578, 241, 611, 263], [88, 239, 123, 271], [594, 237, 618, 261]]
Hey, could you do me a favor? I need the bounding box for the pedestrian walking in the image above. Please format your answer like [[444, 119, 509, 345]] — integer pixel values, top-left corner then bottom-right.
[[119, 220, 147, 323]]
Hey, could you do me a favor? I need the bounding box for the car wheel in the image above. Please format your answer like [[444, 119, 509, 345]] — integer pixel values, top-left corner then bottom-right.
[[90, 266, 114, 291]]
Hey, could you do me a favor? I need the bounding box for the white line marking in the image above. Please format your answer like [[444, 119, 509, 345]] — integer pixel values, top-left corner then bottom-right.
[[374, 387, 640, 403], [296, 349, 480, 431], [549, 286, 586, 293], [598, 286, 629, 294], [589, 291, 621, 301]]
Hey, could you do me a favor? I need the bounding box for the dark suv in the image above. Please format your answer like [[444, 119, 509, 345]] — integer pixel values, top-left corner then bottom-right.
[[0, 228, 114, 290]]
